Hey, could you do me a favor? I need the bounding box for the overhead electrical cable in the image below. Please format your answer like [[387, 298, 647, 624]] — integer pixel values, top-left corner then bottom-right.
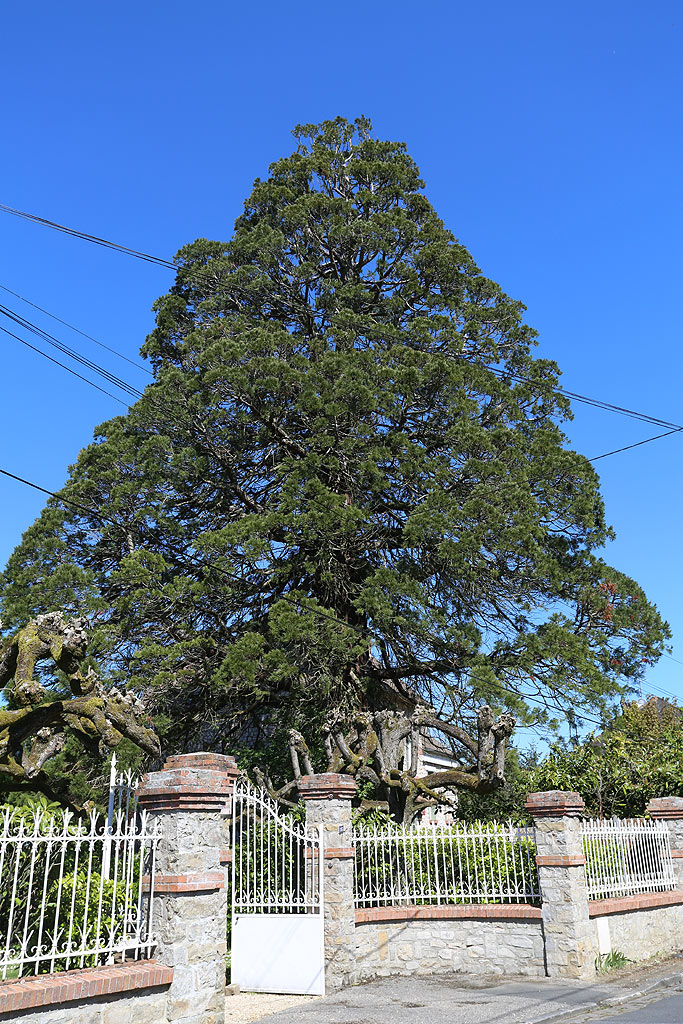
[[0, 283, 153, 376], [0, 325, 128, 406], [588, 428, 683, 462], [0, 202, 176, 269], [0, 304, 143, 401], [484, 364, 683, 432], [0, 464, 373, 638]]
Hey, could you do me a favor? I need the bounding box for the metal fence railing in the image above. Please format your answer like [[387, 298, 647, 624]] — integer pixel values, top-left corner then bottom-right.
[[581, 817, 676, 901], [353, 820, 540, 909], [231, 779, 322, 915], [0, 805, 161, 979], [103, 753, 140, 880]]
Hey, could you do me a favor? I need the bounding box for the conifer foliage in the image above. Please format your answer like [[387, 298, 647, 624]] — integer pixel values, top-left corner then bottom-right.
[[0, 118, 669, 790]]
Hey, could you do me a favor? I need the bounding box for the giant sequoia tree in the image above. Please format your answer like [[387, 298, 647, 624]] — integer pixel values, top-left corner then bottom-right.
[[0, 118, 669, 815]]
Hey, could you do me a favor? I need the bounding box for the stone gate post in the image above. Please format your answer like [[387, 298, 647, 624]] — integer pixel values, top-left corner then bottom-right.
[[138, 752, 239, 1024], [646, 797, 683, 888], [527, 790, 597, 979], [299, 773, 358, 992]]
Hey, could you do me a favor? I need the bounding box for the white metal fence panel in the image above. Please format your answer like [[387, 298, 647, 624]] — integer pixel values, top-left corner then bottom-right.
[[353, 820, 540, 908], [231, 779, 322, 914], [0, 805, 161, 978], [581, 817, 676, 900]]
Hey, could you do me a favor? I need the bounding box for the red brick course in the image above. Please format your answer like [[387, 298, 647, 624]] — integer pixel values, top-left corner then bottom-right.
[[647, 797, 683, 820], [143, 872, 225, 893], [536, 854, 586, 867], [0, 960, 172, 1015], [323, 847, 355, 859], [163, 753, 239, 775], [138, 756, 237, 813], [219, 849, 232, 864], [525, 791, 586, 817], [299, 773, 358, 801], [588, 891, 683, 917], [356, 904, 543, 924]]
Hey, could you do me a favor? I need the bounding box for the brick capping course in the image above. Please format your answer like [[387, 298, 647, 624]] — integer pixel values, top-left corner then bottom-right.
[[0, 960, 172, 1016], [526, 790, 585, 817], [671, 850, 683, 859], [138, 752, 239, 813], [299, 773, 358, 801], [356, 904, 543, 924], [163, 752, 239, 774], [588, 891, 683, 917], [647, 797, 683, 819], [220, 848, 232, 864], [536, 854, 586, 867], [323, 846, 355, 859], [143, 871, 225, 893]]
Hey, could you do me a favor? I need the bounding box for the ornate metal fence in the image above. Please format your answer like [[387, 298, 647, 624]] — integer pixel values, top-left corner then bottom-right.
[[581, 817, 676, 900], [231, 779, 322, 914], [103, 752, 139, 880], [0, 805, 160, 978], [353, 820, 540, 908]]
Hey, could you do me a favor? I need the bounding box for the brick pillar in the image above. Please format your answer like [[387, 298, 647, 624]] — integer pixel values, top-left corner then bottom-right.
[[526, 791, 597, 979], [647, 797, 683, 887], [138, 752, 239, 1024], [299, 774, 358, 993]]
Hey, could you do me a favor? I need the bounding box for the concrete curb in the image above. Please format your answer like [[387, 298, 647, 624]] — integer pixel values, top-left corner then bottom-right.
[[532, 969, 683, 1024]]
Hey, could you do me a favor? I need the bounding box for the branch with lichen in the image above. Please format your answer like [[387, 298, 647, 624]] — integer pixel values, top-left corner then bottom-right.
[[0, 612, 160, 804]]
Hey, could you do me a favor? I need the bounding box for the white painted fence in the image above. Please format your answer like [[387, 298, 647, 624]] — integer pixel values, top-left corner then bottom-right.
[[231, 779, 322, 914], [353, 820, 540, 908], [0, 804, 160, 978], [103, 752, 139, 880], [581, 817, 676, 900]]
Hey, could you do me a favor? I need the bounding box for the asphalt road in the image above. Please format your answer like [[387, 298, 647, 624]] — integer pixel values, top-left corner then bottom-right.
[[247, 975, 655, 1024], [563, 983, 683, 1023]]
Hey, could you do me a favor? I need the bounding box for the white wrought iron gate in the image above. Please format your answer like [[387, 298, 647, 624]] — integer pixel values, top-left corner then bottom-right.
[[231, 779, 324, 995]]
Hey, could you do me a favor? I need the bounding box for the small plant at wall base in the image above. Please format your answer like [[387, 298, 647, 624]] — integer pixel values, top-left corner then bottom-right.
[[595, 950, 633, 973]]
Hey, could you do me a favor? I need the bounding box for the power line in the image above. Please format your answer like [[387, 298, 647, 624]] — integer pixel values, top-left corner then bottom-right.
[[0, 468, 123, 527], [7, 294, 681, 467], [588, 428, 683, 462], [0, 462, 369, 638], [0, 283, 153, 376], [0, 202, 176, 269], [0, 325, 128, 406], [484, 364, 683, 432], [0, 304, 142, 401]]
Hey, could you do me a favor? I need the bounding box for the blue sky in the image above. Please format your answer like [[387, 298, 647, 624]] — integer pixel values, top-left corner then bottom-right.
[[1, 1, 682, 727]]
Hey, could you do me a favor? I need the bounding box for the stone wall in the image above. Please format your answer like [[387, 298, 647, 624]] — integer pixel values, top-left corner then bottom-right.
[[299, 775, 358, 993], [0, 961, 171, 1024], [354, 906, 546, 982], [591, 892, 683, 961]]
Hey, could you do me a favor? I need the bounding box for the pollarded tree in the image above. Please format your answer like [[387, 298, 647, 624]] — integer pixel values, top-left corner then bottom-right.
[[0, 118, 669, 816]]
